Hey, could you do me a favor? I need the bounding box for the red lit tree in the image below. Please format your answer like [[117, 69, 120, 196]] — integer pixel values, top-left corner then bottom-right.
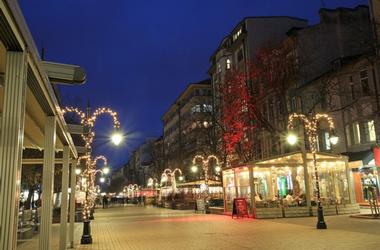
[[218, 39, 300, 163], [220, 68, 257, 163]]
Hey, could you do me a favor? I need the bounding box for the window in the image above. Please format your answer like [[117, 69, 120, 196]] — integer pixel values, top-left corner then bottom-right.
[[323, 132, 331, 150], [233, 28, 242, 41], [191, 105, 201, 114], [297, 96, 303, 113], [291, 97, 297, 111], [353, 122, 361, 144], [345, 124, 352, 146], [363, 120, 376, 142], [349, 76, 355, 100], [217, 63, 221, 73], [360, 70, 370, 96], [202, 104, 213, 112], [237, 49, 244, 62], [226, 59, 231, 69]]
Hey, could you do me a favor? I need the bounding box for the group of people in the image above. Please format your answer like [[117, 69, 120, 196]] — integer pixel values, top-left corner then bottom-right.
[[100, 195, 147, 208], [254, 192, 306, 207]]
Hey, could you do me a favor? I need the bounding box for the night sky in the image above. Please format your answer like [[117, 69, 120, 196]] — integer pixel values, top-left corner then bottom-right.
[[19, 0, 367, 169]]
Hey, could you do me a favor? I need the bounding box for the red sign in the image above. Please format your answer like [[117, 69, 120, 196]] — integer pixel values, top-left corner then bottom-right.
[[232, 198, 249, 218]]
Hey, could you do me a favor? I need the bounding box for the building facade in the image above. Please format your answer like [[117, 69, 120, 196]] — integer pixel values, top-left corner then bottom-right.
[[207, 4, 380, 212], [162, 79, 214, 181]]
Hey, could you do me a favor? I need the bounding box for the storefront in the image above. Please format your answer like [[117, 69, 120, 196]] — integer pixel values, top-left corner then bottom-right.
[[222, 152, 360, 218], [350, 158, 380, 204]]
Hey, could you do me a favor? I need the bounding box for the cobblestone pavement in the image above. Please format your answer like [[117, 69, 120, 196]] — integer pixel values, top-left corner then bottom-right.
[[18, 205, 380, 250]]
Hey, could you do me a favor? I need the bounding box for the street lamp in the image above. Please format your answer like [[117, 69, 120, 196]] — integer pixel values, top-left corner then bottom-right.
[[63, 106, 122, 244], [287, 113, 338, 230], [111, 131, 123, 146], [286, 133, 298, 145], [75, 168, 82, 175], [191, 165, 198, 173], [102, 166, 110, 175], [215, 166, 222, 173], [99, 177, 105, 183]]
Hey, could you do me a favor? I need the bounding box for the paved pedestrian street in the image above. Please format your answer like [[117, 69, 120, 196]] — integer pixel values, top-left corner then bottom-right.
[[18, 206, 380, 250]]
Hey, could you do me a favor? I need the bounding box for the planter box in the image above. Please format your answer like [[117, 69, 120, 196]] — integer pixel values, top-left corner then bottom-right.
[[337, 204, 360, 215], [284, 207, 311, 218], [209, 207, 224, 215], [17, 227, 33, 240], [256, 208, 283, 219]]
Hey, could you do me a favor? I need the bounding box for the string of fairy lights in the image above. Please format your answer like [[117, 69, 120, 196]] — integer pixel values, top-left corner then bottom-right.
[[192, 154, 221, 183], [288, 113, 336, 153]]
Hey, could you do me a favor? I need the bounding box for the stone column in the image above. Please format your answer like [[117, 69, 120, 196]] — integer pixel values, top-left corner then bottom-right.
[[59, 146, 70, 250], [0, 51, 27, 250], [39, 116, 56, 250], [69, 160, 77, 248]]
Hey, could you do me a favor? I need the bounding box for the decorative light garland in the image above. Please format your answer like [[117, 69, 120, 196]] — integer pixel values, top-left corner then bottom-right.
[[192, 154, 220, 198]]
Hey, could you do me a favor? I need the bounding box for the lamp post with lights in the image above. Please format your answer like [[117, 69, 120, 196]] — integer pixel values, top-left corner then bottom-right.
[[191, 155, 221, 198], [63, 106, 122, 244], [160, 168, 183, 193], [123, 184, 139, 201], [287, 113, 339, 229]]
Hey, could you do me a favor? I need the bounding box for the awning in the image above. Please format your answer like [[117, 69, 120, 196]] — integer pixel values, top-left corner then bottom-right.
[[342, 150, 373, 166]]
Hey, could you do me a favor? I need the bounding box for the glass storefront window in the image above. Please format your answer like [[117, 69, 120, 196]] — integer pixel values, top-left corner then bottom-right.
[[223, 170, 236, 211], [310, 160, 349, 206], [236, 169, 250, 200]]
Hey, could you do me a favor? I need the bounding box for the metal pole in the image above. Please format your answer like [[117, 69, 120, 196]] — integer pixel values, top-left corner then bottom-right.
[[311, 137, 327, 229]]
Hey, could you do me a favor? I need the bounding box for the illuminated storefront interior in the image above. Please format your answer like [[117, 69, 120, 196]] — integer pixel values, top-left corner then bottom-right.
[[222, 152, 359, 218]]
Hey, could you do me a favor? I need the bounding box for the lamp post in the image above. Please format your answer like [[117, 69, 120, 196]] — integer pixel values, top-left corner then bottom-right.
[[191, 155, 221, 198], [63, 106, 122, 244], [287, 113, 339, 230]]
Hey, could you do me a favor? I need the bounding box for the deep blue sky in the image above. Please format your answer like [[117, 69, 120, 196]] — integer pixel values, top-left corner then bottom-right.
[[20, 0, 367, 168]]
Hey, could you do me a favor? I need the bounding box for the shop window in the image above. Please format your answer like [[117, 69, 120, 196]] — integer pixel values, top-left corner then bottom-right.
[[360, 70, 370, 96], [353, 122, 361, 144]]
